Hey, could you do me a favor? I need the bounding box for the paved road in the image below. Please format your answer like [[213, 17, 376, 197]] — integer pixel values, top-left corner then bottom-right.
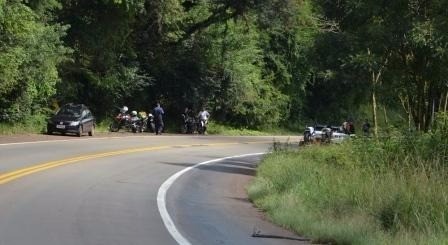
[[0, 134, 307, 245]]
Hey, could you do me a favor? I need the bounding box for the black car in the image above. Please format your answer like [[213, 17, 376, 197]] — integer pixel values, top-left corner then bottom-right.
[[47, 103, 95, 137]]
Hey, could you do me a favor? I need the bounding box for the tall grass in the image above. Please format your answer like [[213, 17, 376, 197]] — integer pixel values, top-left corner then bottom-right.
[[248, 114, 448, 244], [0, 114, 48, 134], [206, 121, 297, 136]]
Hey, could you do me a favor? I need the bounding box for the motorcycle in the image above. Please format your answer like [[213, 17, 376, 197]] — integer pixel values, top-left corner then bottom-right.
[[140, 112, 155, 133], [197, 118, 208, 134], [130, 114, 143, 133], [109, 112, 132, 132], [181, 114, 196, 134]]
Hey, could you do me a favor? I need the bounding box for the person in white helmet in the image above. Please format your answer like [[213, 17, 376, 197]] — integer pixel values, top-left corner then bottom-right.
[[197, 107, 210, 134]]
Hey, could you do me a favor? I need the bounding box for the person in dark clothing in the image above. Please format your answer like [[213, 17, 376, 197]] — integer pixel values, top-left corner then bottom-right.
[[152, 103, 164, 135], [362, 119, 371, 137], [348, 118, 355, 134], [181, 106, 195, 134]]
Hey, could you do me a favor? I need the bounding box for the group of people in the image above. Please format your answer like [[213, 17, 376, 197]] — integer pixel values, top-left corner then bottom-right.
[[181, 106, 210, 134], [150, 103, 211, 135], [342, 120, 355, 135], [341, 118, 371, 136]]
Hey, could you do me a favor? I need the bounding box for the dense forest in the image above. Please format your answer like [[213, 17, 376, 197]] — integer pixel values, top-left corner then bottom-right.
[[1, 0, 447, 132]]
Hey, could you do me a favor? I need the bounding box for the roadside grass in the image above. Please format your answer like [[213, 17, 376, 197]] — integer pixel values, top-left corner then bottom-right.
[[95, 120, 112, 133], [206, 121, 297, 136], [0, 117, 298, 136], [0, 114, 47, 135], [248, 131, 448, 244]]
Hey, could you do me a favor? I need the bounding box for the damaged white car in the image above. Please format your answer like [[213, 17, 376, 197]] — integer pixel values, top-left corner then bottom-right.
[[303, 124, 351, 144]]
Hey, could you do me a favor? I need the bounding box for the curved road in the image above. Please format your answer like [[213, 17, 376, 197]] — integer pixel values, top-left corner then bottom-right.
[[0, 134, 307, 245]]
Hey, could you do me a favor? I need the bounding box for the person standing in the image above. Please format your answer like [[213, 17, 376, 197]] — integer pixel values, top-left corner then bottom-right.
[[362, 119, 371, 137], [181, 106, 194, 134], [342, 121, 349, 134], [197, 107, 210, 134], [152, 102, 164, 135], [348, 118, 355, 135]]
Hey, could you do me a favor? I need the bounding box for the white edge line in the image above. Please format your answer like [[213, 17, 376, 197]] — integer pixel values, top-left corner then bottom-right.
[[0, 135, 290, 147], [157, 152, 266, 245]]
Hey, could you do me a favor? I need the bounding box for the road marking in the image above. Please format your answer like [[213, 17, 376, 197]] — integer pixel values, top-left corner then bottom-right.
[[0, 142, 271, 185], [157, 152, 266, 245], [0, 136, 157, 146], [0, 135, 287, 147]]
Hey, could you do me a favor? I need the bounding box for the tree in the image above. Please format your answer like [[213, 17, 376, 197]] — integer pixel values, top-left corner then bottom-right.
[[0, 0, 69, 122], [56, 0, 150, 118], [311, 0, 448, 132]]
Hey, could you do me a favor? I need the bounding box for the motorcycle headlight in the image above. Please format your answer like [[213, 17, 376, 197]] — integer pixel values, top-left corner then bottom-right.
[[69, 121, 80, 126]]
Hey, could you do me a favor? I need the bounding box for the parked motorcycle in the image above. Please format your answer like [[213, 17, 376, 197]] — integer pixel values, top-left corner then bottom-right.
[[109, 106, 132, 132], [181, 114, 196, 134], [138, 112, 155, 133], [145, 113, 155, 133], [130, 111, 143, 133], [197, 118, 208, 134]]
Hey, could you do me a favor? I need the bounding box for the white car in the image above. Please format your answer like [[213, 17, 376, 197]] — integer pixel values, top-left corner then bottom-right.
[[303, 124, 351, 144], [303, 124, 326, 143], [330, 131, 351, 143]]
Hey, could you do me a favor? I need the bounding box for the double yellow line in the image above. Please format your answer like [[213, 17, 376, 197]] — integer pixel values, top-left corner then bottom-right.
[[0, 141, 268, 185]]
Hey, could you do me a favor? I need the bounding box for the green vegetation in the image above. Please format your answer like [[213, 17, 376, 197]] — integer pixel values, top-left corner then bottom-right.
[[206, 121, 297, 136], [1, 0, 446, 133], [1, 1, 447, 241], [0, 114, 48, 135], [248, 113, 448, 244]]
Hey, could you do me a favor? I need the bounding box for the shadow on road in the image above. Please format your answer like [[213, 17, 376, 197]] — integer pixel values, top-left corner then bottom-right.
[[196, 161, 256, 176], [158, 161, 196, 167]]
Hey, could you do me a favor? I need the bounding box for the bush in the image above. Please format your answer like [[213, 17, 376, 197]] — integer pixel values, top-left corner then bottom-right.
[[248, 122, 448, 244], [0, 113, 48, 134]]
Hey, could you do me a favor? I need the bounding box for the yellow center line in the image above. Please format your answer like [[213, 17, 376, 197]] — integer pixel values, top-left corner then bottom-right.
[[0, 141, 271, 185]]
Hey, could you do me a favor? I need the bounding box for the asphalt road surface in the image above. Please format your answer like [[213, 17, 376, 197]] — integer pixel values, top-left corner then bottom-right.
[[0, 134, 308, 245]]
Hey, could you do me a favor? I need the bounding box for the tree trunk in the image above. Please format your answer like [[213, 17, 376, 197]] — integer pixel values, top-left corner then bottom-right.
[[431, 98, 435, 129], [372, 89, 378, 138], [399, 95, 412, 130], [408, 100, 412, 130], [368, 48, 388, 138], [445, 92, 448, 112]]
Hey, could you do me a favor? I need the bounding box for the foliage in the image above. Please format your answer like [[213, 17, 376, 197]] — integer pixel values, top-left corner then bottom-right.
[[0, 0, 69, 122], [309, 0, 448, 131], [0, 113, 49, 134], [1, 0, 447, 133], [206, 121, 296, 136], [249, 125, 448, 244], [56, 0, 151, 118]]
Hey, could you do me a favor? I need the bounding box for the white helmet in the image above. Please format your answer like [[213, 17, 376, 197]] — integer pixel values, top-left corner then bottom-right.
[[120, 106, 128, 113], [131, 110, 137, 116]]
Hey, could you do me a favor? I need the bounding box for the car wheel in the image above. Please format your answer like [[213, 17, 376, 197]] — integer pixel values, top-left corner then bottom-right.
[[303, 132, 310, 143], [88, 125, 95, 136], [47, 124, 53, 135], [77, 126, 82, 137]]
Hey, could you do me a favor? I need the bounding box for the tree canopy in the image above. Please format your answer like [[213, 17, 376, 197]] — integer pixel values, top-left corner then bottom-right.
[[1, 0, 447, 132]]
